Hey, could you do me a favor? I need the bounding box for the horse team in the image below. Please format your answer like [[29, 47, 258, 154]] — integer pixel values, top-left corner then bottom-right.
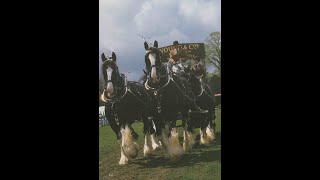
[[100, 41, 216, 165]]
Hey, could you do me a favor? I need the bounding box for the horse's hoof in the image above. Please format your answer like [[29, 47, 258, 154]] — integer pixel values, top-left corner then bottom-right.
[[122, 143, 138, 159], [119, 162, 128, 166], [152, 144, 160, 151], [119, 159, 129, 166]]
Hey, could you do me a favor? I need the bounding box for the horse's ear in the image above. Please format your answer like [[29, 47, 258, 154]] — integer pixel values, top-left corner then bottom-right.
[[154, 40, 158, 48], [101, 53, 107, 62], [112, 52, 116, 62], [144, 42, 149, 50]]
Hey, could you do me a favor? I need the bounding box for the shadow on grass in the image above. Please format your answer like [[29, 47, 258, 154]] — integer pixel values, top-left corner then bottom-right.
[[103, 132, 221, 170], [132, 148, 220, 169], [131, 132, 221, 169], [177, 131, 220, 145], [188, 131, 221, 146]]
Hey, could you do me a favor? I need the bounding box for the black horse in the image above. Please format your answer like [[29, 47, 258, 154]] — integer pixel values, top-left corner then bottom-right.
[[142, 41, 198, 161], [184, 68, 216, 144], [100, 52, 154, 165]]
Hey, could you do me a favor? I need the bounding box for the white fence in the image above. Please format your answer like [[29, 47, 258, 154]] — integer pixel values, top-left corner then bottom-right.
[[99, 106, 108, 127]]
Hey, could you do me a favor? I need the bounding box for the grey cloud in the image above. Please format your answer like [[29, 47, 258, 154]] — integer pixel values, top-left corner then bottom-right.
[[99, 0, 221, 81]]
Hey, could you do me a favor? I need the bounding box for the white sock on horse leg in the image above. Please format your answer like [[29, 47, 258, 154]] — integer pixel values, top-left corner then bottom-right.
[[122, 126, 138, 159], [143, 133, 152, 157], [188, 131, 195, 146], [168, 128, 183, 160], [150, 133, 160, 150], [119, 141, 129, 165], [206, 125, 215, 141], [161, 128, 169, 149], [183, 129, 192, 152], [200, 128, 209, 145]]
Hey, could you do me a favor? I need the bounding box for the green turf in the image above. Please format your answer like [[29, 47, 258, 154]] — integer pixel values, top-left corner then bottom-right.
[[99, 109, 221, 180]]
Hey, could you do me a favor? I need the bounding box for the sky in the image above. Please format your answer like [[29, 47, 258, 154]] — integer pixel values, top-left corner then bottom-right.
[[99, 0, 221, 81]]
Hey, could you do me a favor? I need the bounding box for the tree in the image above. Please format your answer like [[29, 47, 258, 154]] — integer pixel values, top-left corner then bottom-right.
[[203, 73, 221, 107], [204, 31, 221, 76], [209, 74, 221, 94]]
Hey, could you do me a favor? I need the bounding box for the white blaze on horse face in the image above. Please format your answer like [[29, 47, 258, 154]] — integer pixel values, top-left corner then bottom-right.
[[106, 66, 114, 95], [149, 53, 157, 82]]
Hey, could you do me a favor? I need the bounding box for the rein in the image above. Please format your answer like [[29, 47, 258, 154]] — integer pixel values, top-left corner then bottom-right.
[[194, 76, 205, 97], [103, 75, 127, 125], [144, 64, 171, 92], [170, 77, 196, 103], [103, 74, 152, 124], [194, 77, 216, 101], [105, 76, 148, 104]]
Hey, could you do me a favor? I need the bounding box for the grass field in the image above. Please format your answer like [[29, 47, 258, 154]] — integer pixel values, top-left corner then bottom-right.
[[99, 109, 221, 180]]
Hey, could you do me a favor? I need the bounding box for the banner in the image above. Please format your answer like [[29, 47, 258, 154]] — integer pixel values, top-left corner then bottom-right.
[[158, 43, 206, 62]]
